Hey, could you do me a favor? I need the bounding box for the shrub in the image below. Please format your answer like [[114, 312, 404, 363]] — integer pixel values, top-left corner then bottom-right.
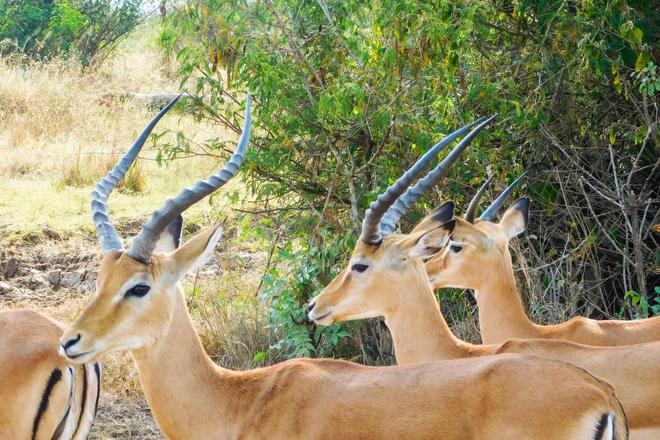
[[157, 0, 659, 357]]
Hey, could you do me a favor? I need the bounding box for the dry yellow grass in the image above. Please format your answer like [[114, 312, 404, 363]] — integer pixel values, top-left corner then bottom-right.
[[0, 22, 272, 439], [0, 22, 243, 235]]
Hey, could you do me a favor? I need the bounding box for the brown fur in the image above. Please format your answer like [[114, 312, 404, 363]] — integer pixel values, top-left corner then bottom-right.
[[63, 225, 625, 439], [312, 213, 660, 438]]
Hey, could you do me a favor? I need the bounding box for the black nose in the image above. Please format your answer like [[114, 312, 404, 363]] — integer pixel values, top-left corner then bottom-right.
[[308, 302, 315, 312], [62, 334, 81, 350]]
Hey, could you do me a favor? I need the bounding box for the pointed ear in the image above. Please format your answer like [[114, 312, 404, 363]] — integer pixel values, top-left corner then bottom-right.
[[407, 220, 456, 258], [168, 224, 223, 278], [154, 215, 183, 254], [499, 198, 529, 240], [410, 201, 455, 234]]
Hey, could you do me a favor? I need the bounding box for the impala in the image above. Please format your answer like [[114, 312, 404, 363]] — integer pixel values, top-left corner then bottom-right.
[[0, 310, 100, 440], [59, 106, 625, 439], [309, 135, 660, 439], [310, 198, 657, 438], [308, 132, 658, 438], [427, 177, 660, 347]]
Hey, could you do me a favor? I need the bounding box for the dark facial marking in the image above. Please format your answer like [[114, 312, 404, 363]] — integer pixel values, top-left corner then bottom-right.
[[125, 284, 151, 298], [351, 263, 369, 273], [449, 244, 463, 253]]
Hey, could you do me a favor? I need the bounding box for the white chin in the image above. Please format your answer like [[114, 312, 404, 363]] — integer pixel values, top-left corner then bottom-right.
[[314, 316, 334, 326], [66, 350, 98, 364]]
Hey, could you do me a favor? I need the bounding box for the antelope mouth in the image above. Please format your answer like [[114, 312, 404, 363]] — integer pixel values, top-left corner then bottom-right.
[[59, 345, 97, 364], [309, 309, 333, 325]]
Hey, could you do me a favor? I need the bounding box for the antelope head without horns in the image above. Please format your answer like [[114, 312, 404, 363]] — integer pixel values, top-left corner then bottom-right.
[[425, 175, 529, 291], [59, 95, 251, 363], [308, 116, 496, 325]]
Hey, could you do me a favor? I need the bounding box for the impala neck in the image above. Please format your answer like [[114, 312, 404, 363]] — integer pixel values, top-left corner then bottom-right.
[[384, 259, 468, 364], [472, 249, 538, 344], [129, 286, 250, 440]]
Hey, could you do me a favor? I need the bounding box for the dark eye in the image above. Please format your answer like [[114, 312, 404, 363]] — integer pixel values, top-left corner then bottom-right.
[[125, 284, 151, 298], [449, 244, 463, 253], [351, 263, 369, 273]]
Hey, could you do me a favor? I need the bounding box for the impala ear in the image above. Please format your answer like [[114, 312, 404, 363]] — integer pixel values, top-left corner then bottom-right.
[[410, 201, 455, 234], [499, 198, 529, 240], [169, 224, 223, 278], [153, 215, 183, 253], [408, 220, 456, 258]]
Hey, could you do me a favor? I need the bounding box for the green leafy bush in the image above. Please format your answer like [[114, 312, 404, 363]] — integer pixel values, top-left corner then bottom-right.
[[157, 0, 658, 356]]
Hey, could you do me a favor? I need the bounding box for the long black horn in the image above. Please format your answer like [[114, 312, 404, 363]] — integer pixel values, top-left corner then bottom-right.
[[91, 96, 181, 253], [379, 115, 497, 234], [360, 118, 486, 244], [479, 171, 528, 221], [127, 94, 252, 263], [464, 174, 495, 223]]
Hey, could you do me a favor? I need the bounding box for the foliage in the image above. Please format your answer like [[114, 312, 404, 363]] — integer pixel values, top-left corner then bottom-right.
[[157, 0, 658, 356], [261, 227, 352, 358], [0, 0, 144, 65], [624, 288, 660, 319]]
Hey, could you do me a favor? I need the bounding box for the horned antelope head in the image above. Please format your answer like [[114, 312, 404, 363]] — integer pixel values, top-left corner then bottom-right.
[[60, 96, 251, 363], [308, 116, 496, 325], [426, 176, 529, 291]]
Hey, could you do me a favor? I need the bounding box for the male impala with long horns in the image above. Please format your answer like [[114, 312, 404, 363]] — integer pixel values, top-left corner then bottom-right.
[[308, 121, 657, 438], [59, 103, 626, 439]]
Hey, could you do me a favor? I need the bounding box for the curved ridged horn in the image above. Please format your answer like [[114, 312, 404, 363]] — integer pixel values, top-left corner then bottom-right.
[[379, 115, 497, 234], [360, 118, 487, 244], [127, 94, 252, 263], [464, 174, 495, 223], [479, 171, 528, 221], [91, 96, 181, 254]]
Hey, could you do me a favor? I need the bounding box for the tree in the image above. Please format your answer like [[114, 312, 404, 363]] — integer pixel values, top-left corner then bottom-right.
[[158, 0, 659, 359]]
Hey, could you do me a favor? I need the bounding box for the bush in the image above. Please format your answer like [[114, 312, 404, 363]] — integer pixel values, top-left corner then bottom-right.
[[0, 0, 144, 65], [157, 0, 659, 357]]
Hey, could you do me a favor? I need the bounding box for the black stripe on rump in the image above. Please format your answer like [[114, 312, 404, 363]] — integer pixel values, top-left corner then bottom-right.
[[50, 405, 70, 440], [93, 363, 101, 415], [32, 368, 63, 440], [71, 364, 88, 439], [594, 412, 612, 440]]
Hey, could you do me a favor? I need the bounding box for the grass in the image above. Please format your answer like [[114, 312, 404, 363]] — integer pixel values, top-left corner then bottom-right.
[[0, 30, 245, 236]]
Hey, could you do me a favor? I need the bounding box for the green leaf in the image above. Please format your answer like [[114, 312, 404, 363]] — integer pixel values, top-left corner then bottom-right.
[[253, 351, 269, 362], [635, 52, 650, 71]]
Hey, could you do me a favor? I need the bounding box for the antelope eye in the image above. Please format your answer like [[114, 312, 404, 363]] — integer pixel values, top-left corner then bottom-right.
[[351, 263, 369, 273], [449, 244, 463, 253], [125, 284, 151, 298]]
